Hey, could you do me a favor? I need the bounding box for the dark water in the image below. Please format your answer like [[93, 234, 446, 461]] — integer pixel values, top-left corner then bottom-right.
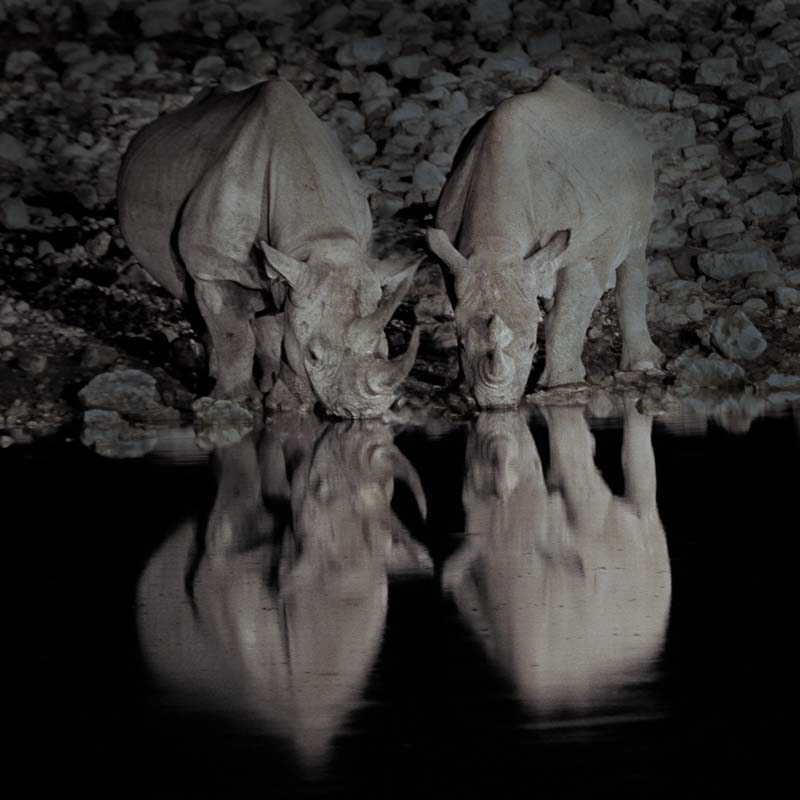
[[8, 405, 798, 799]]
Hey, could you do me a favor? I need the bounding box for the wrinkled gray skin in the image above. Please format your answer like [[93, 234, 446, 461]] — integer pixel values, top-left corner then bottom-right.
[[428, 76, 664, 408], [445, 404, 671, 714], [118, 80, 420, 417], [137, 421, 429, 767]]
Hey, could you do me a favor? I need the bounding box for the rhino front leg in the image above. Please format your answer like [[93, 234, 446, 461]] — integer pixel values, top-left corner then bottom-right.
[[251, 312, 284, 394], [616, 244, 664, 372], [539, 261, 605, 388], [194, 278, 259, 402]]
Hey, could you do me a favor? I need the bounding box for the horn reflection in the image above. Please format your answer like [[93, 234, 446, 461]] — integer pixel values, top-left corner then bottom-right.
[[446, 404, 671, 719], [136, 420, 429, 769]]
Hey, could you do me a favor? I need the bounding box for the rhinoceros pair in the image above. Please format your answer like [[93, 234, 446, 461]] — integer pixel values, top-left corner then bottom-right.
[[118, 77, 663, 417]]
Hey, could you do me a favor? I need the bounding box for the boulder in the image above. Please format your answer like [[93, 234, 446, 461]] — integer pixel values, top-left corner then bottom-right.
[[78, 369, 179, 422], [710, 308, 767, 361]]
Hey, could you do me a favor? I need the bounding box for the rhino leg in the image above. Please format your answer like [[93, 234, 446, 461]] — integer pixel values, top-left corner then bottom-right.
[[252, 312, 284, 394], [616, 244, 664, 372], [539, 260, 605, 388], [193, 278, 259, 402]]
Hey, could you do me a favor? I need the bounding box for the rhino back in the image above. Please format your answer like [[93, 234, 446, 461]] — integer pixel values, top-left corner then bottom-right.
[[118, 80, 371, 294], [437, 76, 653, 260]]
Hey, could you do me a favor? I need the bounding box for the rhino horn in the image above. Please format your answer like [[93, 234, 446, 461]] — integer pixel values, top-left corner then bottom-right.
[[488, 314, 514, 349], [367, 327, 421, 396], [259, 240, 308, 291], [427, 227, 468, 275], [374, 448, 428, 521], [347, 271, 416, 351], [484, 347, 513, 385]]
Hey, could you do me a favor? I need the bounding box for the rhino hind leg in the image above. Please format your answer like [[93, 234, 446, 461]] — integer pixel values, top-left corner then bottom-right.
[[539, 260, 605, 388], [616, 245, 664, 372], [193, 278, 260, 403]]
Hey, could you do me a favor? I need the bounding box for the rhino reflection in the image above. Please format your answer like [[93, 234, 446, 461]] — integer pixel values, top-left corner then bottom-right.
[[446, 405, 671, 717], [137, 421, 428, 767]]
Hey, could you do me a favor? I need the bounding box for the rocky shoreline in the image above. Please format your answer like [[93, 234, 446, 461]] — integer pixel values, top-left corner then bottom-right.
[[1, 0, 799, 451]]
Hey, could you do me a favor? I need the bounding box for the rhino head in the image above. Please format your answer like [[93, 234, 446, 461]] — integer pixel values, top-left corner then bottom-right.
[[261, 240, 421, 417], [427, 228, 569, 408]]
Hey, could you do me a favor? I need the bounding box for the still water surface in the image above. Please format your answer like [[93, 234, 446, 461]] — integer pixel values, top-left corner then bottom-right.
[[9, 405, 797, 798]]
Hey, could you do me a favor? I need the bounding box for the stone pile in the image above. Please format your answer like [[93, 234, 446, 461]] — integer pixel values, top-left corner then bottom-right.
[[0, 0, 799, 442]]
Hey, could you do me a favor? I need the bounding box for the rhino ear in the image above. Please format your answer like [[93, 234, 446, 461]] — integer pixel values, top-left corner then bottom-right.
[[426, 227, 468, 275], [523, 229, 570, 283], [259, 240, 307, 291]]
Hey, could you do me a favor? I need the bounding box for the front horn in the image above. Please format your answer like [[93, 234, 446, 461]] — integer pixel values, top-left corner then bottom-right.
[[347, 272, 417, 352], [367, 328, 421, 397]]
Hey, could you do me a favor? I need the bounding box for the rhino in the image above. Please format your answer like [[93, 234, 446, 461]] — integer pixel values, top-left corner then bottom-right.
[[427, 75, 664, 408], [444, 404, 671, 715], [137, 420, 429, 766], [118, 79, 420, 417]]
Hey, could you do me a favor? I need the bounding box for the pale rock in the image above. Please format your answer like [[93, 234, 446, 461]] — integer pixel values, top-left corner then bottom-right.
[[783, 105, 800, 160], [611, 0, 643, 30], [784, 268, 800, 288], [648, 254, 678, 285], [710, 308, 767, 361], [387, 100, 426, 127], [78, 369, 179, 422], [5, 50, 40, 78], [225, 32, 261, 56], [0, 197, 30, 229], [526, 30, 562, 60], [137, 0, 189, 38], [742, 297, 768, 315], [470, 0, 512, 25], [312, 4, 348, 32], [237, 0, 300, 23], [192, 55, 226, 78], [81, 410, 158, 459], [745, 96, 783, 123], [697, 244, 772, 281], [370, 193, 405, 218], [337, 37, 390, 68], [671, 350, 746, 390], [755, 39, 791, 70], [390, 54, 431, 80], [0, 133, 28, 168], [624, 78, 672, 111], [481, 42, 530, 74], [695, 57, 738, 86], [746, 272, 785, 291], [349, 134, 377, 162], [775, 287, 800, 309], [742, 191, 787, 220], [86, 231, 112, 259], [413, 160, 446, 193], [691, 218, 745, 240], [672, 89, 699, 110]]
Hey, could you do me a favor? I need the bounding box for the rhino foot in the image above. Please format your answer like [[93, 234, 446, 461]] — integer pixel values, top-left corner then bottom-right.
[[620, 343, 665, 373]]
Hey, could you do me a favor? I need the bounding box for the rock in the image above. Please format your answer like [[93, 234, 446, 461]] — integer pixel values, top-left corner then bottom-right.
[[611, 0, 643, 30], [192, 55, 226, 78], [0, 133, 28, 168], [5, 49, 40, 78], [755, 39, 791, 70], [0, 330, 14, 348], [695, 57, 738, 86], [745, 96, 782, 123], [390, 54, 431, 80], [742, 191, 787, 220], [526, 30, 562, 60], [783, 105, 800, 160], [349, 134, 377, 162], [137, 0, 189, 38], [81, 409, 158, 459], [78, 369, 180, 423], [785, 268, 800, 289], [80, 343, 119, 370], [481, 42, 530, 74], [691, 218, 745, 240], [775, 287, 800, 309], [648, 254, 678, 285], [742, 297, 768, 315], [697, 244, 772, 281], [746, 272, 784, 291], [86, 231, 112, 259], [225, 31, 261, 56], [192, 397, 253, 448], [386, 100, 426, 127], [413, 160, 446, 193], [55, 41, 91, 64], [337, 37, 390, 68], [624, 78, 672, 111], [673, 89, 699, 110], [0, 197, 30, 230], [370, 192, 405, 218], [312, 4, 348, 31], [671, 350, 746, 390], [470, 0, 512, 25], [710, 308, 768, 361], [18, 353, 48, 375]]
